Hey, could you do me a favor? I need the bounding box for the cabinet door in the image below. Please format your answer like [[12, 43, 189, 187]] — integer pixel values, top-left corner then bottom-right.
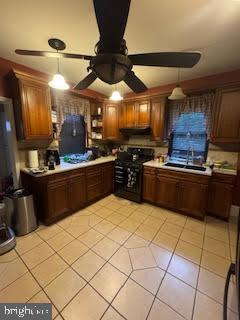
[[207, 181, 233, 220], [177, 181, 207, 219], [151, 97, 166, 141], [143, 172, 156, 202], [103, 103, 121, 140], [121, 102, 135, 127], [135, 100, 151, 127], [19, 79, 52, 140], [102, 163, 114, 195], [69, 172, 87, 211], [47, 179, 70, 219], [86, 166, 102, 202], [212, 87, 240, 142], [155, 176, 178, 209]]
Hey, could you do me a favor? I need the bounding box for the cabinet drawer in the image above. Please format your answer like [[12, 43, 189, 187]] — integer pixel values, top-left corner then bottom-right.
[[144, 166, 156, 175], [156, 168, 209, 184], [86, 166, 101, 176], [212, 172, 235, 185], [48, 175, 68, 185], [48, 171, 69, 182], [87, 172, 102, 187]]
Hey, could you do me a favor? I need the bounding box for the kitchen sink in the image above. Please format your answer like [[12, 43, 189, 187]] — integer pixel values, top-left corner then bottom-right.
[[164, 162, 207, 172]]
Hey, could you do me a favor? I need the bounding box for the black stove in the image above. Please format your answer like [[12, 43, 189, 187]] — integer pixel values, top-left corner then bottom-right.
[[114, 148, 154, 203]]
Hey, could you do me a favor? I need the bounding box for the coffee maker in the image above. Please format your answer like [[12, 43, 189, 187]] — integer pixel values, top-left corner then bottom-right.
[[46, 150, 60, 168]]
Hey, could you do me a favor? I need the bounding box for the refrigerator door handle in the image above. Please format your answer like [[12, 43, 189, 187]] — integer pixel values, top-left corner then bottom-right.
[[223, 263, 236, 320]]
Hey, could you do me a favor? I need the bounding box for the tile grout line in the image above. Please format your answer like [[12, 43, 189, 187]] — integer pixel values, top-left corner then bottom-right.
[[190, 215, 207, 320], [2, 197, 237, 320], [14, 249, 62, 319]]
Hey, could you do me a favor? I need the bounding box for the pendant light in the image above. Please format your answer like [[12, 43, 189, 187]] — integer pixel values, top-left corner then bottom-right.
[[49, 58, 70, 90], [168, 69, 186, 100], [109, 85, 123, 101]]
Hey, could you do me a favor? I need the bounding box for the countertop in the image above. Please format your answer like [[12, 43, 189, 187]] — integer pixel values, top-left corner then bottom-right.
[[143, 160, 212, 176], [21, 156, 116, 177], [143, 160, 237, 176], [212, 167, 237, 176]]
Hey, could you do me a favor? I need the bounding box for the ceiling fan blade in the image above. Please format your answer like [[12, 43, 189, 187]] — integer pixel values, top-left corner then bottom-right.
[[128, 52, 202, 68], [74, 72, 97, 90], [15, 49, 92, 60], [124, 71, 147, 93], [93, 0, 131, 52]]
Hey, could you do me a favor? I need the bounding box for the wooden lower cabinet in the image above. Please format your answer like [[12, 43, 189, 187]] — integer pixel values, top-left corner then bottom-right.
[[143, 168, 156, 202], [103, 163, 114, 195], [69, 172, 86, 211], [207, 173, 235, 220], [21, 161, 114, 224], [47, 178, 70, 220], [177, 181, 207, 219], [155, 176, 178, 209], [143, 167, 209, 219]]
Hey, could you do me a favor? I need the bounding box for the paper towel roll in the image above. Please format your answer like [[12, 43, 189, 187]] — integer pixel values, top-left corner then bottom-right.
[[28, 150, 39, 168]]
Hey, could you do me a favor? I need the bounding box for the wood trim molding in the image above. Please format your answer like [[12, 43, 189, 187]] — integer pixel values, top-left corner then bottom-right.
[[124, 68, 240, 100], [0, 56, 106, 101]]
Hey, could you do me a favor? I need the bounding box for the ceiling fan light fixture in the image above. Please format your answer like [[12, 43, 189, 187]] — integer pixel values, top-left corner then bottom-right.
[[49, 73, 70, 90], [168, 85, 186, 100], [109, 90, 123, 101]]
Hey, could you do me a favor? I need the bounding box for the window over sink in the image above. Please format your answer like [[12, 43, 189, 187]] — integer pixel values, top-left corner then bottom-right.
[[169, 112, 208, 163], [167, 92, 215, 163]]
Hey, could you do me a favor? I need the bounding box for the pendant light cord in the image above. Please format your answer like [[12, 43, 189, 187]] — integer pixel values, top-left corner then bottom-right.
[[177, 68, 180, 86], [57, 57, 60, 74], [56, 49, 60, 74]]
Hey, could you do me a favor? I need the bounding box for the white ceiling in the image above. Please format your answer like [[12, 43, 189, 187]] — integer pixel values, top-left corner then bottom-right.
[[1, 0, 240, 95]]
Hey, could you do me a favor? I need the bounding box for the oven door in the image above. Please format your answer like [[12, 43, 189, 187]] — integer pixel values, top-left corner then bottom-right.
[[125, 165, 142, 194]]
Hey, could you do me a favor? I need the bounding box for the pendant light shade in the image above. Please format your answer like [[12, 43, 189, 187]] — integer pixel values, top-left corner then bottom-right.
[[168, 85, 186, 100], [109, 90, 123, 101], [49, 73, 70, 90], [49, 58, 69, 90], [168, 69, 186, 100]]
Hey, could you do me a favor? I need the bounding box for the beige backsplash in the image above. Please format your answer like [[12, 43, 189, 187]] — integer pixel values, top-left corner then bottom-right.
[[17, 136, 238, 170], [121, 136, 238, 168]]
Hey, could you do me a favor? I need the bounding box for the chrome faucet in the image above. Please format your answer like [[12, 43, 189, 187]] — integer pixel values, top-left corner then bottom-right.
[[186, 147, 194, 164]]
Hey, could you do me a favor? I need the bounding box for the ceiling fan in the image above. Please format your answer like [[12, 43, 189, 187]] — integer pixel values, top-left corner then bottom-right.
[[15, 0, 201, 93]]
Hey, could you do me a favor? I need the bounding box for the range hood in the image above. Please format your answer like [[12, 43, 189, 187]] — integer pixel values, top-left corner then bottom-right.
[[119, 126, 151, 136]]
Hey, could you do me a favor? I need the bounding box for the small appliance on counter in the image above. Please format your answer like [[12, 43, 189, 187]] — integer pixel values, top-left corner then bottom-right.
[[46, 149, 60, 170], [86, 146, 100, 160], [114, 147, 154, 203]]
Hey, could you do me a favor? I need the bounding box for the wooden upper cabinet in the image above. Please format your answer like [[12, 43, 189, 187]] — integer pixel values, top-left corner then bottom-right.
[[121, 101, 135, 127], [120, 100, 151, 128], [212, 87, 240, 143], [103, 103, 122, 140], [150, 97, 166, 141], [135, 100, 151, 127], [11, 70, 52, 141]]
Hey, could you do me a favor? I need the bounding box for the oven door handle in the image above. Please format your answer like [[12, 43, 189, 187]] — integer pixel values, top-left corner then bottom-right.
[[223, 263, 236, 320]]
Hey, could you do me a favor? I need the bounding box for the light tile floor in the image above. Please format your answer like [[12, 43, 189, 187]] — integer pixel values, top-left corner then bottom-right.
[[0, 194, 239, 320]]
